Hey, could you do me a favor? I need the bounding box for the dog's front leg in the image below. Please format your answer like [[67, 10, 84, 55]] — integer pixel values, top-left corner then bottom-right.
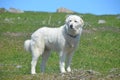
[[66, 52, 74, 72], [59, 52, 66, 73]]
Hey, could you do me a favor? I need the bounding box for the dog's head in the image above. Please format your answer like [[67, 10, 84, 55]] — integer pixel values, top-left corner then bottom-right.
[[65, 15, 84, 37]]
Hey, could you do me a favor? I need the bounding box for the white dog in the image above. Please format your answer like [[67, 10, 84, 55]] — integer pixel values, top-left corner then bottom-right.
[[24, 15, 84, 74]]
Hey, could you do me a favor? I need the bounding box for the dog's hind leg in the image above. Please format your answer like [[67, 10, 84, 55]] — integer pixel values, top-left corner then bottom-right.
[[41, 49, 51, 72], [30, 37, 45, 74], [31, 49, 40, 74]]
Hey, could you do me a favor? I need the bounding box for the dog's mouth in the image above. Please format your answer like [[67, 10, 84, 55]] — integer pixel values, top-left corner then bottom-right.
[[69, 24, 76, 30], [69, 24, 74, 29], [70, 24, 74, 29], [69, 24, 79, 31]]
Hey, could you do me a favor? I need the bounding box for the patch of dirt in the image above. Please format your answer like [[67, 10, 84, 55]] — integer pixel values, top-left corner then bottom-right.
[[97, 26, 120, 33], [2, 32, 31, 37], [83, 26, 120, 34], [57, 69, 102, 80], [53, 69, 120, 80]]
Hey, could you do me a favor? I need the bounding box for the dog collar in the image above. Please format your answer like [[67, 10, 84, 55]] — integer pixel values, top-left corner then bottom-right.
[[67, 33, 78, 38]]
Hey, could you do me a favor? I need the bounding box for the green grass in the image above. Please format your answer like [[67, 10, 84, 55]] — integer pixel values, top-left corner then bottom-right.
[[0, 12, 120, 79], [75, 29, 120, 72]]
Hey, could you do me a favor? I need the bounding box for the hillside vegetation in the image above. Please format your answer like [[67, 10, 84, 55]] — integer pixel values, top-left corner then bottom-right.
[[0, 12, 120, 80]]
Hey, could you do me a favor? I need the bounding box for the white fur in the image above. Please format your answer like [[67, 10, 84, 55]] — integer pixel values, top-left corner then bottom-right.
[[24, 40, 31, 52], [24, 15, 84, 74]]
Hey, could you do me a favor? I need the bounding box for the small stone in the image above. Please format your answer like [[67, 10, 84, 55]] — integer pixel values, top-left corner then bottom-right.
[[98, 20, 106, 24], [16, 65, 22, 69]]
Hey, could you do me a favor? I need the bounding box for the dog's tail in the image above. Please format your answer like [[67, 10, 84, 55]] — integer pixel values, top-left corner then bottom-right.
[[24, 40, 31, 52]]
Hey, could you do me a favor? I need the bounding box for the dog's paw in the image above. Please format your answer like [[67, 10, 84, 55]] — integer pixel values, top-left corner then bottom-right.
[[61, 71, 66, 73], [31, 72, 36, 75], [60, 68, 66, 73], [67, 67, 71, 72]]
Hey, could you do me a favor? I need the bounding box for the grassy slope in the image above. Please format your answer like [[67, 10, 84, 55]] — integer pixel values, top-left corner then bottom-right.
[[0, 12, 120, 79]]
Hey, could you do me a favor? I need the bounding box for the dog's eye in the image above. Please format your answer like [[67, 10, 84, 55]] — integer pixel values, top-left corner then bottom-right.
[[74, 20, 78, 23], [69, 20, 72, 22]]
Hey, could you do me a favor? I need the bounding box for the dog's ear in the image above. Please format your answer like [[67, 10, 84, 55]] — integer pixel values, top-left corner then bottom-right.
[[65, 15, 70, 23], [80, 18, 84, 27], [65, 14, 73, 23], [78, 15, 84, 27]]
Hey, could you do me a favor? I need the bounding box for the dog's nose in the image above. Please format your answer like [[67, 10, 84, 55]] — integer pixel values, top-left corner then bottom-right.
[[70, 24, 73, 29]]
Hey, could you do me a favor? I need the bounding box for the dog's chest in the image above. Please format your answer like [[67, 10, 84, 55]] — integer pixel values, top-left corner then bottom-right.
[[65, 37, 79, 50]]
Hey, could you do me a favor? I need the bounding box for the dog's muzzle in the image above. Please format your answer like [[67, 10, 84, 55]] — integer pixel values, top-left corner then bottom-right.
[[70, 24, 73, 29]]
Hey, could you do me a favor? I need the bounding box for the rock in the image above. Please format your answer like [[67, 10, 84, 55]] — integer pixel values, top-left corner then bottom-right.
[[4, 18, 14, 23], [98, 20, 106, 24], [16, 65, 22, 69], [17, 17, 21, 20], [56, 7, 74, 13], [116, 15, 120, 19], [86, 69, 101, 75], [106, 68, 120, 79], [57, 69, 102, 80], [0, 8, 7, 13], [8, 8, 24, 13]]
